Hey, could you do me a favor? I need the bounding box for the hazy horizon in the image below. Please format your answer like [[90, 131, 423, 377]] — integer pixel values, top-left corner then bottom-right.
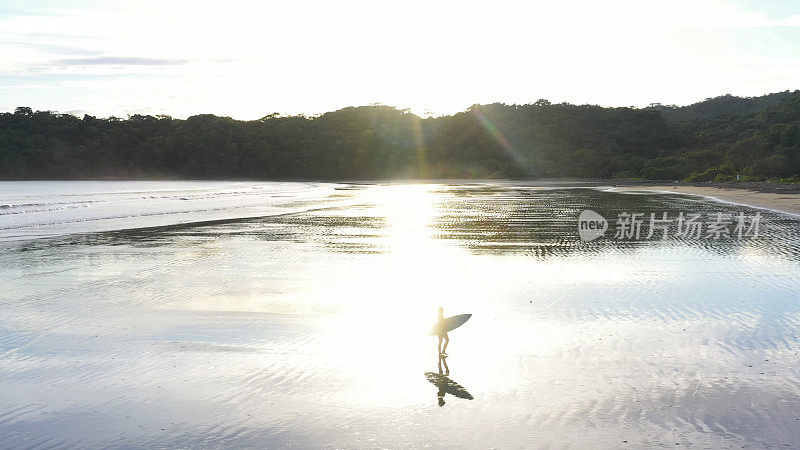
[[3, 0, 800, 120]]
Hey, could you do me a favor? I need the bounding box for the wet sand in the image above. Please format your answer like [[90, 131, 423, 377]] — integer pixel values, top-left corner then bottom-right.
[[372, 179, 800, 218], [613, 183, 800, 217], [2, 181, 800, 447]]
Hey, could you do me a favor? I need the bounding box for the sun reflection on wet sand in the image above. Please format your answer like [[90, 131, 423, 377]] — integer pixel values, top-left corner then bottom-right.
[[309, 184, 470, 407], [2, 183, 800, 447]]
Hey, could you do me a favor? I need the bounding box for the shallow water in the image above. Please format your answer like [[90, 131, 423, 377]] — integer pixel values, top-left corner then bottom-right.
[[1, 181, 800, 447]]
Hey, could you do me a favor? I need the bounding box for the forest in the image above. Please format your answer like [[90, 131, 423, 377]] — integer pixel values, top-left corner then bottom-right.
[[2, 90, 800, 181]]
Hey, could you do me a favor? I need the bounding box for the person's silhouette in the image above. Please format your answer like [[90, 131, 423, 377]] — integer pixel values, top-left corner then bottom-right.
[[425, 352, 473, 407], [436, 307, 449, 357], [436, 353, 448, 406]]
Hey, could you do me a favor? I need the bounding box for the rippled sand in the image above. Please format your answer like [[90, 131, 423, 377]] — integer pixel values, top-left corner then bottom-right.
[[1, 182, 799, 447], [616, 184, 800, 217]]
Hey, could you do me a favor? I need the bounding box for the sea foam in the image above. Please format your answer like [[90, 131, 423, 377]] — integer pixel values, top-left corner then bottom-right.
[[0, 180, 338, 240]]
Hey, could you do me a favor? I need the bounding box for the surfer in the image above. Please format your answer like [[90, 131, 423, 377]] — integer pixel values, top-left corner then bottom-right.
[[436, 307, 449, 357]]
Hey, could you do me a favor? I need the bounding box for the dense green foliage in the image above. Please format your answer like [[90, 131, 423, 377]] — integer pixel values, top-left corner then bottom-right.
[[644, 91, 794, 122], [2, 91, 800, 181]]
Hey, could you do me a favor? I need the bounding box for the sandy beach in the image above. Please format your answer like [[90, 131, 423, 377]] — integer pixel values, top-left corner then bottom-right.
[[384, 179, 800, 218], [610, 182, 800, 217], [2, 180, 800, 447]]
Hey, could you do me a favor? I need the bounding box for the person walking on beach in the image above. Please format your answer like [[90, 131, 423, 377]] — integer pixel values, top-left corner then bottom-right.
[[436, 307, 449, 357]]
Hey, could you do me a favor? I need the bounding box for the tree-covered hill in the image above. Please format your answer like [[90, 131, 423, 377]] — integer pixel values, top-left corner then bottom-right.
[[2, 91, 800, 181], [644, 91, 795, 122]]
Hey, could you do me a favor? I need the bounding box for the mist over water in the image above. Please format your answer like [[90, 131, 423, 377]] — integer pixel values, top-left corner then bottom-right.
[[1, 181, 799, 447]]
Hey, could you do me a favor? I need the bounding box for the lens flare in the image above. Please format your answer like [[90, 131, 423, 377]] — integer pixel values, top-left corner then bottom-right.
[[470, 105, 529, 174]]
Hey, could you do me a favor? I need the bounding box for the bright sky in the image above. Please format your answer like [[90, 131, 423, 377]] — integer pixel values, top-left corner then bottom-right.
[[1, 0, 800, 119]]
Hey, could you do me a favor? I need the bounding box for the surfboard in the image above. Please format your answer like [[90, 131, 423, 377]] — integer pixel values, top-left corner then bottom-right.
[[428, 313, 472, 336]]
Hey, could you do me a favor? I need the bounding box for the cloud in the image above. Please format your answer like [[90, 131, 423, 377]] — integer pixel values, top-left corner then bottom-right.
[[53, 56, 187, 66], [0, 40, 101, 56]]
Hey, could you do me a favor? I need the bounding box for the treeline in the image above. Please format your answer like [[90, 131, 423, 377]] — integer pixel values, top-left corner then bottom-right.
[[2, 91, 800, 181], [644, 91, 794, 122]]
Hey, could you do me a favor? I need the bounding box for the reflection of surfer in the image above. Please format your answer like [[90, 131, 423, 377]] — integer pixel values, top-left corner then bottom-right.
[[435, 353, 449, 406], [425, 353, 473, 407], [435, 307, 450, 357], [439, 352, 449, 376]]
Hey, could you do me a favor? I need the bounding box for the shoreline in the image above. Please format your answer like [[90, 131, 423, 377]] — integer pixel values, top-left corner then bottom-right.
[[415, 178, 800, 217], [3, 177, 800, 218], [610, 183, 800, 217]]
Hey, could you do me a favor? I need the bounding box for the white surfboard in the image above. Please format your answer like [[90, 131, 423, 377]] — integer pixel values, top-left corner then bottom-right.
[[429, 314, 472, 335]]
